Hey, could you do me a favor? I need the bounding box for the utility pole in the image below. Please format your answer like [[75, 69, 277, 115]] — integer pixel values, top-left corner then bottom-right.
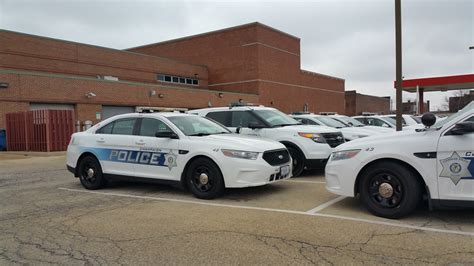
[[395, 0, 403, 131]]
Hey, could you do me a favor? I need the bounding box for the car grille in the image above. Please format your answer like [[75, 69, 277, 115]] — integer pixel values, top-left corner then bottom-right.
[[262, 149, 291, 166], [321, 132, 345, 148]]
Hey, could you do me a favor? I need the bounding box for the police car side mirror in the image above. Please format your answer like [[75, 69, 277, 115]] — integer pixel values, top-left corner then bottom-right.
[[421, 113, 436, 128], [248, 122, 266, 129], [447, 121, 474, 136], [155, 131, 179, 139]]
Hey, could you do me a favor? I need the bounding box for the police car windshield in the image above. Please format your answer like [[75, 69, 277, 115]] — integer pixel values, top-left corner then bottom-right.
[[314, 116, 347, 128], [253, 109, 300, 127], [167, 116, 230, 136], [336, 116, 365, 127], [433, 101, 474, 128]]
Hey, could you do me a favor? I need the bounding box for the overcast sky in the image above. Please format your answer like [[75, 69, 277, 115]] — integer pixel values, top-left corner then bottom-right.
[[1, 0, 473, 110]]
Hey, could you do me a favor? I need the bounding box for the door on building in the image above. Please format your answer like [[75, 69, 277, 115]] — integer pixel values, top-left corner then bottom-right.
[[102, 106, 135, 120]]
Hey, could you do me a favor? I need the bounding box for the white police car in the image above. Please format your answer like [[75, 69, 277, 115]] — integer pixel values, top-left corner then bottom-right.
[[190, 105, 344, 177], [67, 112, 292, 199], [325, 102, 474, 218]]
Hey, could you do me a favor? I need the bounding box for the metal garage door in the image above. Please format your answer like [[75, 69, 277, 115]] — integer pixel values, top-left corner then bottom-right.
[[30, 103, 75, 111], [102, 106, 135, 119]]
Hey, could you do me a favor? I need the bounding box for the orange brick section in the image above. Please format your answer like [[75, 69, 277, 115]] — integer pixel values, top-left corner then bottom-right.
[[345, 91, 390, 115], [0, 101, 29, 129], [0, 30, 209, 88], [0, 71, 258, 128], [76, 104, 101, 125], [128, 22, 345, 114]]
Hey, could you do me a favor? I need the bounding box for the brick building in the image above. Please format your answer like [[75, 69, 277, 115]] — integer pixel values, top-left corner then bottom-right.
[[345, 90, 390, 116], [402, 100, 430, 114], [0, 22, 344, 129], [449, 90, 474, 112]]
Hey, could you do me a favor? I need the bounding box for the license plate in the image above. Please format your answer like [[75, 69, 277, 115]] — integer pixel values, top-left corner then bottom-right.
[[280, 165, 290, 177]]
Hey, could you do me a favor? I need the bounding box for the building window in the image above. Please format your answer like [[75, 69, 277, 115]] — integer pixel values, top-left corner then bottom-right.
[[156, 73, 199, 86]]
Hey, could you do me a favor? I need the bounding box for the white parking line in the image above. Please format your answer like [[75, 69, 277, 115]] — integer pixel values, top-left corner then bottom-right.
[[58, 187, 474, 237], [305, 196, 346, 214], [282, 179, 326, 184]]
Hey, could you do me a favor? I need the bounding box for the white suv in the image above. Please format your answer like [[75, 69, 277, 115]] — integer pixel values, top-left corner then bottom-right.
[[190, 106, 344, 176]]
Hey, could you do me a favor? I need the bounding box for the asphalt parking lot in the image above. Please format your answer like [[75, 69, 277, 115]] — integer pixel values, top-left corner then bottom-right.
[[1, 155, 473, 265]]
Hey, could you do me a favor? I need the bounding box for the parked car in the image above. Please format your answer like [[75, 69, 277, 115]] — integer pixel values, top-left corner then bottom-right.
[[291, 114, 379, 141], [328, 115, 393, 133], [382, 114, 421, 127], [190, 105, 344, 176], [352, 115, 397, 129], [67, 112, 292, 199], [325, 102, 474, 218]]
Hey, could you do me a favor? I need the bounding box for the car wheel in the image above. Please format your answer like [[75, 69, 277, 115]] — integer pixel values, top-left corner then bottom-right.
[[78, 155, 107, 190], [186, 158, 225, 199], [359, 161, 421, 219], [286, 146, 305, 177]]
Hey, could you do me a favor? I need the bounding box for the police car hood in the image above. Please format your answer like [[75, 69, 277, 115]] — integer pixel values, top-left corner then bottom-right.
[[197, 134, 285, 152], [360, 126, 394, 133], [333, 127, 427, 151], [273, 125, 340, 134], [340, 127, 378, 137]]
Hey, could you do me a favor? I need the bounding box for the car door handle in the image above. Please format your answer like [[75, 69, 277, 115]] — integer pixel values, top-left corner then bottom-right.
[[135, 140, 146, 145], [96, 138, 105, 143]]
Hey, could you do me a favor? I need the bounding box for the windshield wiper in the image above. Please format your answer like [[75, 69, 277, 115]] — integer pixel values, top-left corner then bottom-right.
[[188, 133, 211, 136], [273, 123, 299, 127]]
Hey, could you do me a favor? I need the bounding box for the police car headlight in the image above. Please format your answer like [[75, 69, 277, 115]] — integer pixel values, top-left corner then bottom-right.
[[222, 149, 259, 160], [331, 149, 361, 161], [298, 132, 326, 143]]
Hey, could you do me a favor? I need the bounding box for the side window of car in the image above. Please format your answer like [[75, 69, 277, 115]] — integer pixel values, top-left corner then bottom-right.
[[465, 116, 474, 122], [139, 118, 172, 137], [231, 111, 261, 127], [111, 118, 136, 135], [206, 111, 231, 127], [306, 119, 320, 125], [354, 117, 366, 125], [96, 122, 114, 134]]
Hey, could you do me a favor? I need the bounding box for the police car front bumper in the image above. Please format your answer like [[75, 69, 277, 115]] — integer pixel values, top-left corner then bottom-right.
[[221, 158, 292, 188], [324, 157, 360, 197]]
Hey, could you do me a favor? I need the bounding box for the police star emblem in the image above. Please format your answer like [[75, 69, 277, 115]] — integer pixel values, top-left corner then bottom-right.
[[439, 152, 472, 185], [164, 150, 178, 171]]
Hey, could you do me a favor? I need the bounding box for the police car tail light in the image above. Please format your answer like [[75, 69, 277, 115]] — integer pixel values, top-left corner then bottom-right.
[[331, 149, 361, 161], [298, 132, 326, 143], [222, 149, 259, 160]]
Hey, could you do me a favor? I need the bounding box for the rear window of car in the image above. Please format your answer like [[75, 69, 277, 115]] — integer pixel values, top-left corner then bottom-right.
[[206, 111, 232, 127]]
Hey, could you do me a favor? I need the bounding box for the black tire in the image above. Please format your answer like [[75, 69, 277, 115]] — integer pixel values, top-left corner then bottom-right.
[[78, 155, 107, 190], [185, 158, 225, 199], [286, 145, 305, 177], [358, 161, 421, 219]]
